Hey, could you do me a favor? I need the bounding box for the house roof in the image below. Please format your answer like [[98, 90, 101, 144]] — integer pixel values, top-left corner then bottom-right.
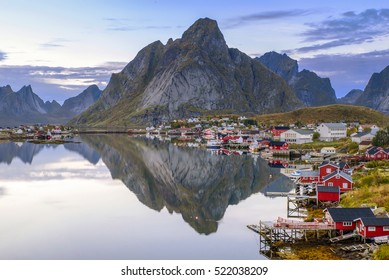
[[273, 126, 289, 130], [323, 170, 352, 182], [326, 207, 375, 222], [366, 146, 388, 155], [317, 186, 340, 193], [319, 161, 338, 168], [290, 128, 314, 135], [339, 162, 349, 169], [300, 170, 319, 177], [356, 217, 389, 226], [352, 131, 370, 137], [321, 123, 347, 129], [359, 140, 372, 145]]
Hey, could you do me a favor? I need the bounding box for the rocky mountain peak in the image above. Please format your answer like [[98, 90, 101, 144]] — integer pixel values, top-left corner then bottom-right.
[[354, 65, 389, 114], [257, 51, 298, 82], [0, 85, 14, 96], [181, 17, 226, 47]]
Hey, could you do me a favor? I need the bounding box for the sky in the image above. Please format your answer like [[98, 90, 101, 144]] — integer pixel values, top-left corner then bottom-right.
[[1, 0, 389, 103]]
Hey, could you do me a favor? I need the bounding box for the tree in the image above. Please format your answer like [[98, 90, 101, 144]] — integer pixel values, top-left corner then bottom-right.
[[372, 127, 389, 147], [312, 132, 320, 141]]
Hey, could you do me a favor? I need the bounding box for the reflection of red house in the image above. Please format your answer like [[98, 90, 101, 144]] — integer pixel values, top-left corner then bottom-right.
[[322, 170, 353, 192], [317, 186, 340, 202], [324, 208, 375, 231], [269, 141, 289, 150], [355, 217, 389, 238]]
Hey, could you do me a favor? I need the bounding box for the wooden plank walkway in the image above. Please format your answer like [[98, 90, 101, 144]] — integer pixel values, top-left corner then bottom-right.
[[330, 232, 359, 243]]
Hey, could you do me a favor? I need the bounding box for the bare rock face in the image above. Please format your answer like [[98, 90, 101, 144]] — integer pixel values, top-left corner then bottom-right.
[[338, 89, 364, 104], [355, 66, 389, 114], [258, 52, 337, 107], [74, 18, 303, 126]]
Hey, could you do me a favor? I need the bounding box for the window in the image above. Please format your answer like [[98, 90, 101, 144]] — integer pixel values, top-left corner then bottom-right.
[[328, 182, 333, 186], [343, 183, 349, 189], [368, 227, 376, 231], [384, 226, 389, 231], [326, 168, 331, 174], [343, 222, 352, 226]]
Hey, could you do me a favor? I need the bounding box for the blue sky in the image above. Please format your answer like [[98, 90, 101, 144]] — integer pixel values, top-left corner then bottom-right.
[[1, 0, 389, 103]]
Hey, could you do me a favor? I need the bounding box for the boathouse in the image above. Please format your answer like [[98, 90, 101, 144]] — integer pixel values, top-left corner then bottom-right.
[[354, 217, 389, 238], [298, 170, 319, 184], [317, 186, 340, 202], [324, 207, 375, 231]]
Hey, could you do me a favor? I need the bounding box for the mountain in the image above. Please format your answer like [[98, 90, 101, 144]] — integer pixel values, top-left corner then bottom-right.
[[338, 89, 364, 104], [72, 18, 303, 127], [59, 85, 102, 115], [0, 84, 101, 126], [354, 66, 389, 114], [257, 52, 337, 107]]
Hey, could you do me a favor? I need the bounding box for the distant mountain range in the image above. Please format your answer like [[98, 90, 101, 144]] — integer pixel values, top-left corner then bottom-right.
[[0, 84, 101, 127], [2, 17, 389, 127]]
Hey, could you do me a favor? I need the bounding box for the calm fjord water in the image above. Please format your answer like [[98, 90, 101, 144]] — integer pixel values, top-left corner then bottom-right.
[[0, 135, 292, 259]]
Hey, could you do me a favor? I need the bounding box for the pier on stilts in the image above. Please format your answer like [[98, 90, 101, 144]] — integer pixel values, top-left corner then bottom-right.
[[247, 218, 335, 257]]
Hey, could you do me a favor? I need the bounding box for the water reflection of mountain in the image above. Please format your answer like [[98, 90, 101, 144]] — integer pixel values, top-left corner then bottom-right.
[[81, 134, 293, 235], [0, 142, 44, 164], [0, 140, 100, 165], [64, 140, 101, 164]]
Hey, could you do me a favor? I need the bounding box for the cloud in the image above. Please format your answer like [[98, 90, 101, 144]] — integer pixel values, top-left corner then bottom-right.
[[295, 9, 389, 53], [40, 38, 71, 49], [222, 9, 314, 29], [298, 49, 389, 97]]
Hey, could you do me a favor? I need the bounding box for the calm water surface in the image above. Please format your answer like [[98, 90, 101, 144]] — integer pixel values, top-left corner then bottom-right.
[[0, 135, 293, 259]]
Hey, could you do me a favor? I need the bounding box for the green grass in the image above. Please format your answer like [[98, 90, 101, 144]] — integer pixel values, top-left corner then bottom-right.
[[255, 104, 389, 127], [373, 244, 389, 260]]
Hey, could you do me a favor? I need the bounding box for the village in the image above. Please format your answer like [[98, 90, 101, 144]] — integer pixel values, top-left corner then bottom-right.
[[1, 115, 389, 259]]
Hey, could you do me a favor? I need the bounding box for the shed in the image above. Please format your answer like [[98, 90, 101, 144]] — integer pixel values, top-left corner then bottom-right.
[[317, 186, 340, 202]]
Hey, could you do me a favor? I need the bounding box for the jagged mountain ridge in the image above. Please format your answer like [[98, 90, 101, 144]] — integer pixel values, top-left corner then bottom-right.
[[257, 51, 337, 107], [0, 84, 101, 126], [353, 65, 389, 114], [338, 89, 364, 104], [72, 18, 304, 126]]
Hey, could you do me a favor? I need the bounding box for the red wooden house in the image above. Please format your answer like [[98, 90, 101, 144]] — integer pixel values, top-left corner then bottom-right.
[[354, 217, 389, 239], [317, 186, 340, 202], [269, 141, 289, 150], [365, 146, 389, 160], [322, 170, 353, 192], [324, 207, 375, 231], [270, 126, 289, 138], [319, 161, 339, 181]]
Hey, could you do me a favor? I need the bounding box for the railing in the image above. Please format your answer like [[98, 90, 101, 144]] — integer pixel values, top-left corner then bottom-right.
[[274, 217, 335, 230]]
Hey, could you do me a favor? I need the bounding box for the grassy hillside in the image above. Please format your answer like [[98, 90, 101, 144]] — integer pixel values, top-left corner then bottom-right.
[[254, 104, 389, 127]]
